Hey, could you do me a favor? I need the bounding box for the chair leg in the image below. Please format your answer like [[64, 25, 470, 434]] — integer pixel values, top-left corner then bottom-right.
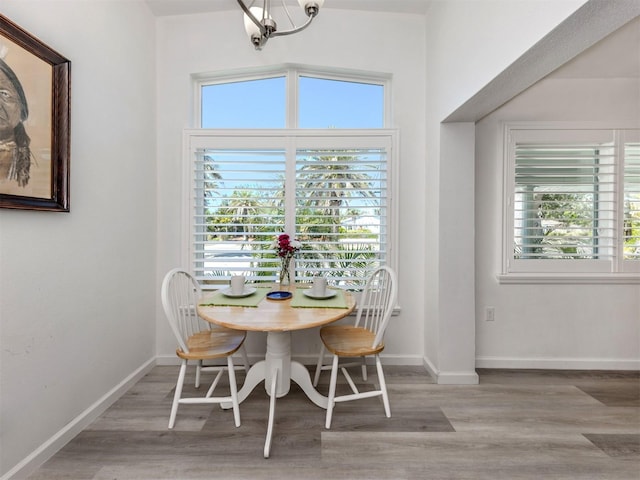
[[313, 344, 325, 387], [325, 354, 339, 429], [195, 359, 202, 388], [169, 360, 187, 429], [227, 356, 241, 427], [375, 354, 391, 418], [361, 356, 367, 381], [240, 344, 251, 374]]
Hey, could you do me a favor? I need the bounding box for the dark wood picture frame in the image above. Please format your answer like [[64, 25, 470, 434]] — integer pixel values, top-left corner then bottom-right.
[[0, 14, 70, 212]]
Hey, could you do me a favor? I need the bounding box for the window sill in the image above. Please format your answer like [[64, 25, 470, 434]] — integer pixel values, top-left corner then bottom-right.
[[497, 273, 640, 285]]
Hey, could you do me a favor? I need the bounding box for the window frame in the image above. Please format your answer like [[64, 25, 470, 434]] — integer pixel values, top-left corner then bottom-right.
[[185, 66, 396, 290], [182, 128, 399, 290], [500, 122, 640, 285]]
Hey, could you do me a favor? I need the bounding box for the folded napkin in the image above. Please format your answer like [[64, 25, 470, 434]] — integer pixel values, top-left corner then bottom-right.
[[290, 288, 348, 309], [199, 287, 270, 307]]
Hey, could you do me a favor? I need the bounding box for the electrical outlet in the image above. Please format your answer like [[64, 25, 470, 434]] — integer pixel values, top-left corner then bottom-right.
[[485, 307, 495, 322]]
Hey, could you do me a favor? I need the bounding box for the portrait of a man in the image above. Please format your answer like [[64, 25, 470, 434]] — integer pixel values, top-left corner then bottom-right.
[[0, 35, 53, 201], [0, 57, 31, 187]]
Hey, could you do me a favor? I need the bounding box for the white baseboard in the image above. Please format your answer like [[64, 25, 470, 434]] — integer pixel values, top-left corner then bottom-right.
[[2, 358, 156, 480], [155, 354, 185, 366], [476, 356, 640, 370], [435, 371, 480, 385], [422, 357, 479, 385], [423, 356, 439, 380], [156, 353, 426, 366], [155, 354, 250, 366], [295, 353, 425, 366]]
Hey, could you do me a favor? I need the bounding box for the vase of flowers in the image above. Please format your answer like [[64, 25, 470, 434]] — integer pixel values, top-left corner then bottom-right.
[[272, 233, 301, 286]]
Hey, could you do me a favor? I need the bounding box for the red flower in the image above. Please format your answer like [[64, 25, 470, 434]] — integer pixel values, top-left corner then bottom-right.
[[272, 233, 301, 258]]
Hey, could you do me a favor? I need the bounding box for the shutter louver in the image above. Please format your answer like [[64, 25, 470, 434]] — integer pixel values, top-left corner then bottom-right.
[[513, 142, 616, 261]]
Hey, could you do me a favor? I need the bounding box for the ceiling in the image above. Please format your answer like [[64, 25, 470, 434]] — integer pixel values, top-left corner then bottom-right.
[[146, 0, 640, 78], [145, 0, 432, 17], [144, 0, 638, 81]]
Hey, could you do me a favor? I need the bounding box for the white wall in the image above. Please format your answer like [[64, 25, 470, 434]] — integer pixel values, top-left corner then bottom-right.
[[475, 21, 640, 369], [423, 0, 589, 382], [155, 8, 428, 364], [0, 1, 157, 477]]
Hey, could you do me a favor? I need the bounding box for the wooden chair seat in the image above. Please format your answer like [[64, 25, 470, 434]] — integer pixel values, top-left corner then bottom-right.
[[178, 328, 247, 361], [319, 325, 385, 357]]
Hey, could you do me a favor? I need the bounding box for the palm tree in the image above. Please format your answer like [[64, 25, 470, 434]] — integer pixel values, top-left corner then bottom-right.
[[221, 189, 265, 240], [297, 154, 376, 239], [202, 155, 222, 207]]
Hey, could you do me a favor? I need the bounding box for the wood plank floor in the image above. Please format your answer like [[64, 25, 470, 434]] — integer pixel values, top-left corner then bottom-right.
[[27, 366, 640, 480]]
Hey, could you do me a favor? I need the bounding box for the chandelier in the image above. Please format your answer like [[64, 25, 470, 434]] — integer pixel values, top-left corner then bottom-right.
[[236, 0, 325, 50]]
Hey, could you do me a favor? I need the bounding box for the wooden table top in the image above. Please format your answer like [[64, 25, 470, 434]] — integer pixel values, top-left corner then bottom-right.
[[197, 285, 355, 332]]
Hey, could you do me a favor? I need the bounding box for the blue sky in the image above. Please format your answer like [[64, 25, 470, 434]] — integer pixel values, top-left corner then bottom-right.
[[201, 76, 384, 129]]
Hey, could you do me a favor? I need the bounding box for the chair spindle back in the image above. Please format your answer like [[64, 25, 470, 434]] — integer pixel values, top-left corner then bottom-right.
[[161, 268, 210, 354], [354, 266, 397, 349]]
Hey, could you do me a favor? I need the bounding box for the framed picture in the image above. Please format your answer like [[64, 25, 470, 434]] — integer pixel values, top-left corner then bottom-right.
[[0, 14, 70, 212]]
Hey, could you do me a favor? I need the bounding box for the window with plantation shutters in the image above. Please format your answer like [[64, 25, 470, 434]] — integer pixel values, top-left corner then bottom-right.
[[185, 130, 397, 290], [188, 66, 394, 289], [503, 125, 640, 280]]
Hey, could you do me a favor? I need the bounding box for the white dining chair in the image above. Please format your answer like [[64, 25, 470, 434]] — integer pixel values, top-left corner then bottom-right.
[[161, 268, 250, 428], [313, 266, 397, 429]]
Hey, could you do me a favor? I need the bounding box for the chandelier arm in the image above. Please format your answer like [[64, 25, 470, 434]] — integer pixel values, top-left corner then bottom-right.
[[235, 0, 267, 35], [269, 14, 315, 37]]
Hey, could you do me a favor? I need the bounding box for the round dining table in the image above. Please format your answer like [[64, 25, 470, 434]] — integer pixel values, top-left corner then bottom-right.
[[197, 284, 355, 457]]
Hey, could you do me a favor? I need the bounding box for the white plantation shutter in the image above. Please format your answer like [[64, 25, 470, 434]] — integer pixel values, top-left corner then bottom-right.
[[624, 135, 640, 262], [514, 141, 616, 261], [186, 130, 396, 290], [505, 126, 640, 276], [192, 145, 287, 285], [295, 147, 388, 288]]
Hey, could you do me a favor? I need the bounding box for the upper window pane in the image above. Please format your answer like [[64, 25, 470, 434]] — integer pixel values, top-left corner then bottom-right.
[[298, 77, 384, 129], [201, 77, 286, 128]]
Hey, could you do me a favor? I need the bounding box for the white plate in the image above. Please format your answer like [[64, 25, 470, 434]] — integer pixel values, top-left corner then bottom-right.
[[220, 287, 257, 298], [302, 289, 337, 300]]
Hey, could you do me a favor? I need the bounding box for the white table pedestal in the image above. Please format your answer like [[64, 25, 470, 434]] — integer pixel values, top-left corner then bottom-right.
[[228, 330, 328, 457]]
